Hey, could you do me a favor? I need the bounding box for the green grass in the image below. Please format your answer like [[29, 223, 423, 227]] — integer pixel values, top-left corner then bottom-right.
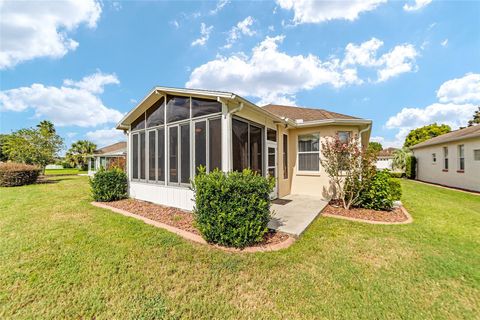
[[0, 177, 479, 319], [44, 168, 87, 175]]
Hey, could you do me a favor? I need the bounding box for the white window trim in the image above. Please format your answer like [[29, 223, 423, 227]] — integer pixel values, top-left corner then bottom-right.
[[443, 146, 449, 171], [297, 133, 321, 175], [458, 144, 465, 171], [432, 153, 437, 164]]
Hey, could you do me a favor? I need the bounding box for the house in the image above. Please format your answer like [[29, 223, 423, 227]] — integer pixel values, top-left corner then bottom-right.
[[116, 87, 372, 210], [375, 147, 397, 170], [410, 125, 480, 192], [88, 141, 127, 175]]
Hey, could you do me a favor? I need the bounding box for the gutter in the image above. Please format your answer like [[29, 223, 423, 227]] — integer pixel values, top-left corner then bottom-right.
[[358, 124, 371, 148]]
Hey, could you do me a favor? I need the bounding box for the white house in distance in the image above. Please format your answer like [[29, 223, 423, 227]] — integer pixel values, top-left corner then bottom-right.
[[116, 86, 372, 210], [411, 125, 480, 192], [375, 147, 397, 170], [88, 141, 126, 175]]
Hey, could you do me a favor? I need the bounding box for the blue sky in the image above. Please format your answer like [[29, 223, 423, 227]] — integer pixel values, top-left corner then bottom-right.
[[1, 0, 479, 150]]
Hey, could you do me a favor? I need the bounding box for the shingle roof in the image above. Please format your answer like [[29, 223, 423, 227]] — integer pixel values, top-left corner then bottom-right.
[[94, 141, 127, 155], [378, 147, 398, 157], [262, 104, 361, 122], [410, 125, 480, 149]]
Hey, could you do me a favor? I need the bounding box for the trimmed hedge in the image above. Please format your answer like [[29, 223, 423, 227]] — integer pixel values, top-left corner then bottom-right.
[[405, 155, 416, 179], [192, 168, 274, 248], [90, 168, 128, 202], [387, 171, 405, 179], [359, 170, 402, 211], [0, 163, 40, 187]]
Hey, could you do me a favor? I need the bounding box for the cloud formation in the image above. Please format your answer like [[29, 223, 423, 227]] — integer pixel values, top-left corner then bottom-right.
[[0, 0, 101, 69], [223, 16, 256, 49], [191, 23, 214, 47], [0, 72, 123, 127], [276, 0, 386, 24], [187, 36, 417, 104], [86, 128, 126, 147], [403, 0, 432, 12], [437, 73, 480, 104]]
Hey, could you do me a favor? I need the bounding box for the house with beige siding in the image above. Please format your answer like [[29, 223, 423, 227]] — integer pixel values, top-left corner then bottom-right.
[[116, 87, 372, 210], [410, 125, 480, 192]]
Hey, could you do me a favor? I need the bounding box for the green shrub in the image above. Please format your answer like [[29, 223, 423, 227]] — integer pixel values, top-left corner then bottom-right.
[[0, 163, 40, 187], [387, 171, 405, 179], [90, 168, 128, 202], [192, 167, 274, 248], [358, 170, 402, 211], [405, 155, 416, 179]]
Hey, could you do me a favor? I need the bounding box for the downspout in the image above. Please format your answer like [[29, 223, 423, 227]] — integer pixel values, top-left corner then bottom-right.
[[358, 124, 371, 149]]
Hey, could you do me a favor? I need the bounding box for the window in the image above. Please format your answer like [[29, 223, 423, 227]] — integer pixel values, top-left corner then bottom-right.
[[140, 132, 146, 179], [432, 153, 436, 163], [180, 124, 190, 184], [232, 119, 249, 172], [191, 97, 222, 118], [458, 145, 465, 171], [250, 125, 263, 175], [338, 131, 351, 143], [131, 114, 145, 131], [283, 134, 288, 179], [267, 128, 277, 142], [298, 134, 320, 172], [166, 95, 190, 123], [146, 97, 164, 127], [132, 134, 139, 179], [195, 121, 207, 173], [148, 130, 156, 181], [209, 118, 222, 171], [169, 126, 178, 183], [474, 149, 480, 161], [232, 118, 263, 174], [157, 128, 165, 181], [443, 146, 449, 170]]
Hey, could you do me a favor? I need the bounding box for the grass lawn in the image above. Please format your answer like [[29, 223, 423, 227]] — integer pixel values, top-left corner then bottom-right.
[[44, 168, 87, 175], [0, 177, 479, 319]]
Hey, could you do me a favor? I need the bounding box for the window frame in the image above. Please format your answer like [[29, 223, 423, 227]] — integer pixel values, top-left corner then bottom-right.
[[458, 144, 465, 172], [231, 116, 265, 176], [297, 133, 321, 174], [474, 149, 480, 161], [432, 153, 437, 164], [443, 146, 449, 171], [283, 134, 288, 179]]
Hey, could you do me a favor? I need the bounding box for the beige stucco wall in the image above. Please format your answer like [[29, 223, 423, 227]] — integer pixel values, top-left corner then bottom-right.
[[413, 137, 480, 192]]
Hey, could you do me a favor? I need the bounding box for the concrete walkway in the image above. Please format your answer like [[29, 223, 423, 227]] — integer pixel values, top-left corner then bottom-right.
[[268, 194, 328, 236]]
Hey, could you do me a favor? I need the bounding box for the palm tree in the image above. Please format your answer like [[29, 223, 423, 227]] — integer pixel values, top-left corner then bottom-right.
[[392, 147, 410, 171], [66, 140, 97, 170]]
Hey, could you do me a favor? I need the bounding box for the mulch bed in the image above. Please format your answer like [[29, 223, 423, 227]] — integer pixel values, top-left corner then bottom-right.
[[323, 200, 408, 223], [106, 198, 291, 246]]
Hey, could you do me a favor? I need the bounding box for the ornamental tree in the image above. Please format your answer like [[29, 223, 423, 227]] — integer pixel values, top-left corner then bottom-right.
[[403, 123, 451, 148], [320, 135, 376, 210]]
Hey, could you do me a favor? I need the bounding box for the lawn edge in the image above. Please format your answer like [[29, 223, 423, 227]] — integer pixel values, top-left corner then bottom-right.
[[91, 201, 295, 253], [322, 206, 413, 225]]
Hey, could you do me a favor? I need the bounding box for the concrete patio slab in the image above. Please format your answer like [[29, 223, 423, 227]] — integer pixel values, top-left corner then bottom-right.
[[268, 194, 328, 236]]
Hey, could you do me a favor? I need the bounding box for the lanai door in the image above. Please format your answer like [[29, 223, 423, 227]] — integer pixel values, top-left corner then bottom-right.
[[266, 128, 278, 199]]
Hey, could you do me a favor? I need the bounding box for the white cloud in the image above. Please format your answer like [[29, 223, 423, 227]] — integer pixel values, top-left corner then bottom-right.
[[63, 72, 120, 94], [86, 128, 125, 147], [384, 73, 480, 145], [441, 39, 448, 47], [0, 72, 123, 127], [223, 16, 256, 49], [403, 0, 432, 11], [210, 0, 230, 15], [276, 0, 386, 24], [0, 0, 101, 69], [187, 35, 361, 104], [376, 44, 418, 82], [342, 38, 418, 82], [437, 73, 480, 104], [191, 23, 214, 47]]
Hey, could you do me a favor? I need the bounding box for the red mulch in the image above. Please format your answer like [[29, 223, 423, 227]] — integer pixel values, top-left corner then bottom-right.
[[323, 200, 408, 223], [106, 198, 290, 246]]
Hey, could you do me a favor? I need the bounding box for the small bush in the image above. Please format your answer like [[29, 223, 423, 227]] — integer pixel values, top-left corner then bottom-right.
[[192, 168, 274, 248], [90, 167, 128, 202], [387, 171, 405, 179], [358, 170, 402, 211], [405, 155, 416, 179], [0, 163, 40, 187]]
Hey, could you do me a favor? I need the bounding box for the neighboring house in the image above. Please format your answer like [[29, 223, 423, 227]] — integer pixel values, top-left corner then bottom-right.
[[116, 87, 372, 210], [88, 141, 127, 175], [375, 147, 397, 170], [410, 125, 480, 192]]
